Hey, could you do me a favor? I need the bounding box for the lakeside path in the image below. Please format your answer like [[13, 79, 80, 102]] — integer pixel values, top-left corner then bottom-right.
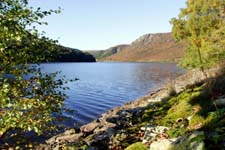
[[37, 66, 223, 150]]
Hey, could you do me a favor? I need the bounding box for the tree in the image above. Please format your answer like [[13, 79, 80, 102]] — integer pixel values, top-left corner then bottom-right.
[[171, 0, 225, 69], [0, 0, 68, 140]]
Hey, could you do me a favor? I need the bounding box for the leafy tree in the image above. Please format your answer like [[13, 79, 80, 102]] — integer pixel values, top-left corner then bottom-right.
[[171, 0, 225, 69], [0, 0, 68, 140]]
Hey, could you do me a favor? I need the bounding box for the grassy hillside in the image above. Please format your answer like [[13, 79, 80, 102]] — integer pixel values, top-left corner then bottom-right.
[[86, 44, 129, 60]]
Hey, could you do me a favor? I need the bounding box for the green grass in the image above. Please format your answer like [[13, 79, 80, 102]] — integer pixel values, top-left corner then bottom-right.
[[125, 142, 148, 150], [127, 75, 225, 149]]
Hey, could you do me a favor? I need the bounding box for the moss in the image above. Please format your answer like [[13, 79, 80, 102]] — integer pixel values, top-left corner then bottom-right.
[[203, 108, 225, 130], [125, 142, 148, 150], [158, 86, 210, 127], [58, 143, 88, 150], [141, 99, 177, 124], [188, 115, 205, 128], [167, 128, 186, 138]]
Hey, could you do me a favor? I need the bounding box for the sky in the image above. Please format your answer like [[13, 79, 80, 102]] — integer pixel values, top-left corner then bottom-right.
[[29, 0, 187, 50]]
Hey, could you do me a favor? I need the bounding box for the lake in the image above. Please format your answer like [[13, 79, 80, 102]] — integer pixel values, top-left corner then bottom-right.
[[41, 62, 183, 127]]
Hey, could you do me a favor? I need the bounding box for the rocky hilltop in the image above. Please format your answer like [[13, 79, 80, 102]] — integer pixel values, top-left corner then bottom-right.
[[131, 33, 174, 45], [94, 32, 185, 62]]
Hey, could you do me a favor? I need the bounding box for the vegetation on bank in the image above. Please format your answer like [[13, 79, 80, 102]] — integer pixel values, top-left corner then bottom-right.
[[0, 0, 75, 148], [136, 71, 225, 149], [124, 0, 225, 149]]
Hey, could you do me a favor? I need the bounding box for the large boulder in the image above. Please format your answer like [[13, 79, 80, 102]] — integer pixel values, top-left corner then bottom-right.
[[80, 122, 100, 133]]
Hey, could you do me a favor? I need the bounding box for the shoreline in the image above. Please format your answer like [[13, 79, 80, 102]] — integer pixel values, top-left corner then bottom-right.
[[37, 66, 223, 149], [37, 81, 172, 149]]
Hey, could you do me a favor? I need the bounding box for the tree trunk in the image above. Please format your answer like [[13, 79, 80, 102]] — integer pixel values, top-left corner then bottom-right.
[[197, 47, 208, 78]]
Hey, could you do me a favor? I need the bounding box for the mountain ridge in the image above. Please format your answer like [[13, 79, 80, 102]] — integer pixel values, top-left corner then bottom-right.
[[87, 32, 185, 62]]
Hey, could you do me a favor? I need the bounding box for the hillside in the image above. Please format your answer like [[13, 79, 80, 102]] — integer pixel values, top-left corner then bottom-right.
[[86, 44, 129, 60], [98, 33, 185, 62], [53, 46, 96, 62]]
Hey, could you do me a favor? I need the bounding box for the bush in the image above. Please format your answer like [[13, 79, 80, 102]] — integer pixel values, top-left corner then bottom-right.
[[0, 0, 69, 140]]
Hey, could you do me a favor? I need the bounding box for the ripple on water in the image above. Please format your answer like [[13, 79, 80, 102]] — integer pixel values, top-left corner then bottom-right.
[[40, 62, 184, 126]]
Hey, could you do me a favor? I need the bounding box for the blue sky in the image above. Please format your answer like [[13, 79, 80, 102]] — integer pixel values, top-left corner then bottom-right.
[[29, 0, 187, 50]]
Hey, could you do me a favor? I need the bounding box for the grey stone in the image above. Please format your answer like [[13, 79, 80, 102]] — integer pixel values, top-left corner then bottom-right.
[[215, 98, 225, 106], [150, 131, 205, 150], [141, 125, 169, 144], [150, 138, 177, 150], [80, 122, 99, 133]]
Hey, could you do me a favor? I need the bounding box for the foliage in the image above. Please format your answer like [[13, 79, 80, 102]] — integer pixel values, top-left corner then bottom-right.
[[0, 0, 69, 140], [171, 0, 225, 68], [125, 142, 148, 150]]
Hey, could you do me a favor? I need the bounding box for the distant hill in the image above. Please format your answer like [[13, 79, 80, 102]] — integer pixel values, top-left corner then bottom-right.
[[86, 44, 129, 60], [53, 46, 96, 62], [90, 33, 185, 62]]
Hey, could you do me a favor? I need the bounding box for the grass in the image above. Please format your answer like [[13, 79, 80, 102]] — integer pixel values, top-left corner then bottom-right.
[[132, 75, 225, 149], [125, 142, 148, 150]]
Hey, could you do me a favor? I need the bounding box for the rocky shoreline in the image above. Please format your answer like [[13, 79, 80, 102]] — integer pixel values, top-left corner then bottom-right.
[[37, 66, 224, 150]]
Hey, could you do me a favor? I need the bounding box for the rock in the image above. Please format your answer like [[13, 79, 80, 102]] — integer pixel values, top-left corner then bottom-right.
[[37, 129, 83, 150], [46, 128, 77, 144], [93, 123, 116, 134], [80, 122, 99, 133], [150, 131, 205, 150], [85, 127, 116, 146], [131, 33, 173, 46], [106, 115, 119, 123], [55, 133, 82, 143], [141, 125, 169, 144], [64, 128, 76, 135], [85, 132, 110, 149], [215, 98, 225, 106], [147, 88, 169, 103], [141, 125, 169, 133], [150, 138, 177, 150], [105, 110, 133, 127]]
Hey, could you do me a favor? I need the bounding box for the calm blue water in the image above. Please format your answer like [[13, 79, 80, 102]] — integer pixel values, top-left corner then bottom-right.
[[40, 62, 183, 126]]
